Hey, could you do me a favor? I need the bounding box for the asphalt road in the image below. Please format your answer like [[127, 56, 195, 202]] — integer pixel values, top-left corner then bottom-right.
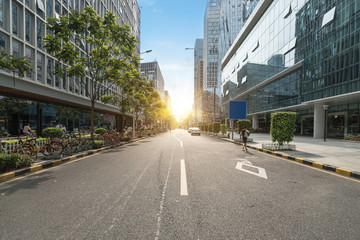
[[0, 129, 359, 240]]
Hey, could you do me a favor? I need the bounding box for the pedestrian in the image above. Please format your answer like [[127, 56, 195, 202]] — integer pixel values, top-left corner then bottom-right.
[[22, 123, 33, 138], [240, 126, 250, 152]]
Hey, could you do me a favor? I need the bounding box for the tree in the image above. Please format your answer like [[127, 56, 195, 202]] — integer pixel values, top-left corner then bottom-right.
[[0, 49, 32, 86], [44, 7, 139, 138]]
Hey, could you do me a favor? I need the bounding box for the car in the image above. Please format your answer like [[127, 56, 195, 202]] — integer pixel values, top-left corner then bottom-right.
[[190, 127, 201, 136], [187, 127, 194, 133]]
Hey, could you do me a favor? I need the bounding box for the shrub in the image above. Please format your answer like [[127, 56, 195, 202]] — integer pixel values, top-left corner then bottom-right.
[[213, 122, 221, 134], [208, 123, 214, 133], [124, 136, 131, 141], [93, 140, 104, 149], [270, 112, 297, 145], [220, 124, 227, 135], [95, 128, 107, 135], [41, 127, 63, 138], [0, 153, 33, 173], [237, 120, 252, 133], [204, 124, 208, 132]]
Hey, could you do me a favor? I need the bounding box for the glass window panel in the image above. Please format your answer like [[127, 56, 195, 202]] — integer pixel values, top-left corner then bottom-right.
[[37, 0, 45, 12], [12, 40, 21, 57], [25, 47, 34, 79], [0, 0, 3, 28], [0, 32, 5, 50], [47, 58, 53, 85], [322, 7, 336, 27], [55, 62, 60, 88], [37, 53, 43, 82], [37, 19, 43, 48], [12, 3, 18, 35], [63, 67, 67, 90], [55, 0, 60, 14], [46, 0, 52, 17]]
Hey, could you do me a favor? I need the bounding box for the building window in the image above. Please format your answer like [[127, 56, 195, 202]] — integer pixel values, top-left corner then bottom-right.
[[26, 47, 34, 79], [0, 33, 5, 50], [46, 0, 52, 17], [47, 59, 53, 85], [25, 12, 33, 43], [12, 40, 21, 57], [37, 53, 43, 82], [55, 0, 61, 14], [55, 62, 60, 88], [322, 7, 336, 27], [0, 0, 3, 28], [37, 19, 43, 48], [12, 3, 18, 35], [63, 67, 67, 90]]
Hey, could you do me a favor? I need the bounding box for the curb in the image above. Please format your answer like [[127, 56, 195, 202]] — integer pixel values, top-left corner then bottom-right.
[[0, 137, 147, 183], [214, 135, 360, 180]]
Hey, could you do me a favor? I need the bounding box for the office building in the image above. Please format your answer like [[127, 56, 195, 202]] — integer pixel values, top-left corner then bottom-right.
[[140, 61, 165, 98], [193, 38, 204, 124], [221, 0, 360, 138], [0, 0, 140, 136]]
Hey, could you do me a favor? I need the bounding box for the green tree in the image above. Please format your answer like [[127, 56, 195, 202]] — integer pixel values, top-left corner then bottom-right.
[[270, 112, 297, 145], [0, 49, 32, 86], [213, 122, 221, 134], [220, 124, 227, 136], [44, 7, 139, 139]]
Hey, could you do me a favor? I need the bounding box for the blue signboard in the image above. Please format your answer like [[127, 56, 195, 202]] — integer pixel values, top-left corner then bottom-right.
[[229, 101, 247, 120]]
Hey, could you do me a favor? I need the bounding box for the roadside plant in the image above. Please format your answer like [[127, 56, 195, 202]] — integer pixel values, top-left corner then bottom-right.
[[94, 128, 107, 135], [213, 122, 221, 134], [208, 123, 214, 133], [220, 124, 227, 136], [41, 127, 63, 138], [270, 112, 296, 145], [237, 120, 251, 133], [0, 153, 33, 173], [93, 140, 104, 149]]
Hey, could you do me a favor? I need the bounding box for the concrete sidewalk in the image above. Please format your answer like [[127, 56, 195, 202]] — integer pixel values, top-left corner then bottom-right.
[[229, 133, 360, 173]]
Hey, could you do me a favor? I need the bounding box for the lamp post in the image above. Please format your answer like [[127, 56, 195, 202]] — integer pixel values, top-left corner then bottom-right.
[[322, 105, 329, 141]]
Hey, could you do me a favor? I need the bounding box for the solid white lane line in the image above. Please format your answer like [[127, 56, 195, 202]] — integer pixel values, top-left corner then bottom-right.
[[180, 159, 188, 196], [173, 135, 183, 147]]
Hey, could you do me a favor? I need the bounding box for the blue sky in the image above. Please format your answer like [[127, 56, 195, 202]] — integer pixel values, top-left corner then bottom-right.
[[138, 0, 207, 116]]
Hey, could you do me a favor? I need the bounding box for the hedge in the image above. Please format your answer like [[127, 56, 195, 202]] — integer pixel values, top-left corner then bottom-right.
[[95, 128, 107, 135], [237, 120, 252, 133], [270, 112, 296, 145], [213, 122, 221, 134], [41, 127, 63, 138], [0, 153, 34, 173], [93, 140, 104, 149], [208, 123, 214, 133], [220, 124, 227, 135]]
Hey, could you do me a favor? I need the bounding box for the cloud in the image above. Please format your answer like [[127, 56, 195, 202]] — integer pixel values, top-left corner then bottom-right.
[[152, 8, 163, 13]]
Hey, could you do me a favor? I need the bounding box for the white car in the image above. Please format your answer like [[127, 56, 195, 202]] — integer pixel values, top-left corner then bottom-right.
[[190, 127, 201, 136]]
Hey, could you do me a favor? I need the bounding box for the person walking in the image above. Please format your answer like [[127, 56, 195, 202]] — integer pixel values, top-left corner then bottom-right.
[[240, 126, 250, 152]]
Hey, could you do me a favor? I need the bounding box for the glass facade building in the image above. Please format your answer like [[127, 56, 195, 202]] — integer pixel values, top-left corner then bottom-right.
[[193, 38, 204, 124], [222, 0, 360, 138], [0, 0, 140, 136], [140, 61, 165, 98]]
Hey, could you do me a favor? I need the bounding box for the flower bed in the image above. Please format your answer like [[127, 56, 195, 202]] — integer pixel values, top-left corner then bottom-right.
[[262, 143, 296, 151], [344, 135, 360, 141]]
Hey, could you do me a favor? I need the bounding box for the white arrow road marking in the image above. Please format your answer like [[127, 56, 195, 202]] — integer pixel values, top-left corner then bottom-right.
[[236, 162, 268, 179], [180, 159, 188, 195]]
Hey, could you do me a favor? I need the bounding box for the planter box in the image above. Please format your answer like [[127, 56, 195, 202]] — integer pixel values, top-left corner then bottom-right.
[[262, 143, 296, 151]]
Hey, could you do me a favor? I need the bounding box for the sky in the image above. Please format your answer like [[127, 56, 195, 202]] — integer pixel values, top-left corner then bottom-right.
[[138, 0, 208, 117]]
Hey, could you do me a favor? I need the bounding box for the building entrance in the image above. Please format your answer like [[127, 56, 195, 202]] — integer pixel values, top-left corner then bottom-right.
[[327, 113, 345, 138]]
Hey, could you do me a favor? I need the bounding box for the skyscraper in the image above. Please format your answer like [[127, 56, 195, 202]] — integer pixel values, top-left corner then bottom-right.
[[194, 39, 204, 123]]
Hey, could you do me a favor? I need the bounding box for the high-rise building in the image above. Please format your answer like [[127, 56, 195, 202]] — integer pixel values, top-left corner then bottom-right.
[[221, 0, 360, 139], [0, 0, 140, 136], [193, 39, 204, 123], [201, 0, 258, 123], [140, 61, 165, 98], [203, 0, 221, 123]]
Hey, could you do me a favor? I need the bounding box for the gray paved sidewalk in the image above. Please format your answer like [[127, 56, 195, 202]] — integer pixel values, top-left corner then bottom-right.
[[229, 132, 360, 172]]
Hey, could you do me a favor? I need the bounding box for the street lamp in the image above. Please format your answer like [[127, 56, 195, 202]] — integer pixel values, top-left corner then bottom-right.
[[140, 49, 152, 54], [322, 105, 329, 141]]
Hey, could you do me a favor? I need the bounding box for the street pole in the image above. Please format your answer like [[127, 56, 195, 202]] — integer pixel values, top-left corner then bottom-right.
[[322, 105, 329, 141]]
